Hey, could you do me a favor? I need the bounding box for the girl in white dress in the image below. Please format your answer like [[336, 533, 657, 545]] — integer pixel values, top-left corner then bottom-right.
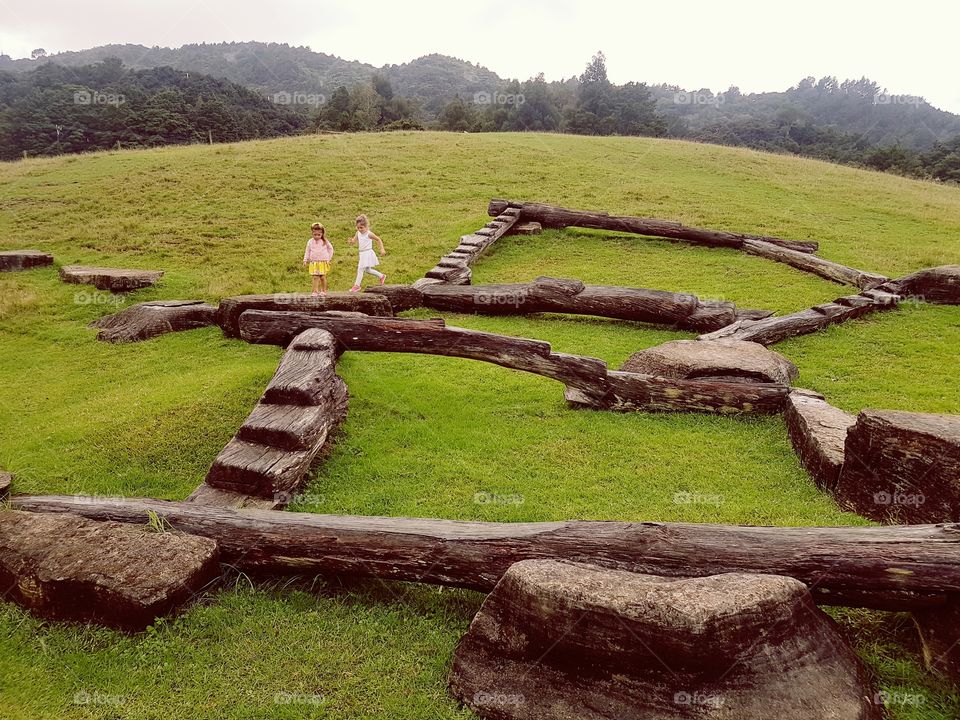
[[348, 214, 387, 292]]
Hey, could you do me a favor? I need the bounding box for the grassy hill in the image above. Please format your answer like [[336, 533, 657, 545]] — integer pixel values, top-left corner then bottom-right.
[[1, 132, 959, 719]]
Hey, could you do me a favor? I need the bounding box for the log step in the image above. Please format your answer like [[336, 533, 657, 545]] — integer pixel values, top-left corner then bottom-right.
[[236, 403, 340, 451], [205, 438, 317, 497], [0, 250, 54, 272]]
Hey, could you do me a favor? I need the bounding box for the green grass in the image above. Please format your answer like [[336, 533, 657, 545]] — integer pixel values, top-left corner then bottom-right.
[[1, 131, 959, 718]]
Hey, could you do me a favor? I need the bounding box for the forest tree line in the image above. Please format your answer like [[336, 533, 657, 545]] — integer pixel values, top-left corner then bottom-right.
[[1, 52, 958, 183]]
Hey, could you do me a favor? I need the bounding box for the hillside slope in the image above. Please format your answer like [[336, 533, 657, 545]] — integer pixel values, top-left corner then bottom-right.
[[1, 132, 959, 720]]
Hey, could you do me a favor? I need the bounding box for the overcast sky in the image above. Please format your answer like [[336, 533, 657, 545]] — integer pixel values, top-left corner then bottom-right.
[[2, 0, 959, 112]]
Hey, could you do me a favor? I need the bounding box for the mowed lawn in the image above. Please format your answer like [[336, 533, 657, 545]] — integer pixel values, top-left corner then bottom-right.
[[1, 131, 959, 719]]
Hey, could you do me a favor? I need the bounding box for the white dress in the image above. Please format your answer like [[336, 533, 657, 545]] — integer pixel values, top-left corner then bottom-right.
[[356, 230, 379, 268]]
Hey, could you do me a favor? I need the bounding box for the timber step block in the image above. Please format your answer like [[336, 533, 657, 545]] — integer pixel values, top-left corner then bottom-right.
[[508, 221, 543, 235], [363, 284, 424, 313], [0, 471, 11, 500], [437, 257, 468, 269], [186, 484, 287, 510], [474, 228, 495, 237], [59, 265, 164, 292], [90, 300, 218, 343], [449, 560, 881, 720], [860, 289, 901, 304], [785, 390, 856, 491], [835, 409, 960, 523], [0, 250, 54, 272], [836, 294, 876, 308], [237, 403, 340, 451], [0, 509, 220, 631], [204, 438, 316, 498]]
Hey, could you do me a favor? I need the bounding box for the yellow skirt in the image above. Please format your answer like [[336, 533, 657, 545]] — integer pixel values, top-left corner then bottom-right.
[[308, 261, 331, 276]]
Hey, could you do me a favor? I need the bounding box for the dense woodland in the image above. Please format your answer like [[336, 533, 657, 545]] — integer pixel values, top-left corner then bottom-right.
[[1, 44, 958, 182]]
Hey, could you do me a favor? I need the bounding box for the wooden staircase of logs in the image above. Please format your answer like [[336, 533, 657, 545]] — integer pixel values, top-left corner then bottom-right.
[[188, 329, 348, 509]]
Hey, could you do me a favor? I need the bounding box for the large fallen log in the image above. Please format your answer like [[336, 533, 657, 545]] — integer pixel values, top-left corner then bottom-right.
[[698, 289, 901, 345], [12, 495, 960, 612], [488, 199, 819, 253], [419, 276, 769, 332], [238, 310, 612, 403], [742, 239, 888, 289], [217, 292, 393, 338]]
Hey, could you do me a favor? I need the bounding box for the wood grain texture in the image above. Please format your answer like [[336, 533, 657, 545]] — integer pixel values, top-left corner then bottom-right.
[[12, 495, 960, 611]]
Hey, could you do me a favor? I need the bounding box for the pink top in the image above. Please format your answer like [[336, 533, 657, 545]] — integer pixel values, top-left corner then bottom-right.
[[303, 237, 334, 263]]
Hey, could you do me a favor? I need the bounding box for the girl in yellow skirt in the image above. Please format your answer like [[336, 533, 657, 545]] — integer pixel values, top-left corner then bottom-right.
[[302, 222, 334, 296]]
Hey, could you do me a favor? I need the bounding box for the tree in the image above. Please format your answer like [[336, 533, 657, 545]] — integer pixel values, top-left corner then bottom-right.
[[438, 96, 475, 131], [31, 49, 47, 60]]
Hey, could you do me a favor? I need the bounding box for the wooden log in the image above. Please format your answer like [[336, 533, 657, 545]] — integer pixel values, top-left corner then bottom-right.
[[12, 494, 960, 611], [185, 484, 285, 511], [362, 285, 424, 313], [742, 239, 888, 289], [835, 410, 960, 524], [0, 509, 220, 630], [217, 292, 393, 338], [419, 277, 745, 331], [0, 471, 11, 500], [0, 250, 54, 272], [571, 370, 789, 414], [895, 265, 960, 305], [59, 265, 164, 292], [90, 300, 218, 343], [237, 310, 611, 402], [205, 328, 349, 499], [785, 389, 855, 492], [488, 199, 820, 253], [425, 264, 471, 285], [449, 561, 880, 720], [698, 291, 900, 345]]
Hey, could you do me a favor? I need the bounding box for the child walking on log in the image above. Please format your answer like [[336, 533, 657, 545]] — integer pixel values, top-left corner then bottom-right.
[[303, 222, 334, 297], [348, 214, 386, 292]]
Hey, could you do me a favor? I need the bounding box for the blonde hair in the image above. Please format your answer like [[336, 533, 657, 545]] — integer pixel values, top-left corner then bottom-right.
[[311, 222, 326, 240], [355, 214, 369, 227]]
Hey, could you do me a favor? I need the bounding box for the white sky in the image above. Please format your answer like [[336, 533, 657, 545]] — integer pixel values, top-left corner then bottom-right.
[[2, 0, 959, 113]]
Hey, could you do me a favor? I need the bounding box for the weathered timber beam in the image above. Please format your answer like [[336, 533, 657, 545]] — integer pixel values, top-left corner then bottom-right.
[[488, 199, 819, 253], [10, 495, 960, 612]]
